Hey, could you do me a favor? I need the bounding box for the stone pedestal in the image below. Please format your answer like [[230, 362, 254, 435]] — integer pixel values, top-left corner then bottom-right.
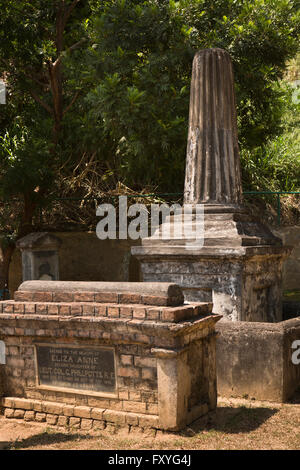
[[132, 245, 290, 322], [16, 232, 61, 282]]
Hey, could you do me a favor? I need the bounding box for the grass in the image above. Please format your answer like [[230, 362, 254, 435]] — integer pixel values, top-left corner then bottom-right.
[[283, 290, 300, 302]]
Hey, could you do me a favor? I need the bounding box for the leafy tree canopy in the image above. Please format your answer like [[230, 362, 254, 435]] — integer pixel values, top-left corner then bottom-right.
[[86, 0, 299, 190], [0, 0, 299, 291]]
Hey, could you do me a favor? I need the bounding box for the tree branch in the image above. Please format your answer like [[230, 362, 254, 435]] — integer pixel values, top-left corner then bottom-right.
[[63, 90, 80, 116], [23, 72, 50, 90], [52, 38, 87, 70], [32, 77, 50, 89], [0, 58, 10, 68], [63, 0, 81, 28], [30, 90, 53, 115]]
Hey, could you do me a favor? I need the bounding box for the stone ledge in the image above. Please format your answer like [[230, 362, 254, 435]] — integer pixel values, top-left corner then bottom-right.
[[0, 312, 221, 338], [132, 244, 291, 260], [0, 397, 160, 430], [0, 301, 215, 324]]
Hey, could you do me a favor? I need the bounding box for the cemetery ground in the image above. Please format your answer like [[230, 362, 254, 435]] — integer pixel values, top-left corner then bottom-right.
[[0, 392, 299, 450]]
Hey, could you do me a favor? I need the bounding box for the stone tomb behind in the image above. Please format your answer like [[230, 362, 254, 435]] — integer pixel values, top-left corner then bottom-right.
[[16, 232, 62, 282], [0, 281, 221, 432]]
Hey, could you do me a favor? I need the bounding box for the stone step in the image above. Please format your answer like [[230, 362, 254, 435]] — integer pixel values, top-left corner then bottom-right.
[[0, 300, 213, 323], [1, 397, 159, 430]]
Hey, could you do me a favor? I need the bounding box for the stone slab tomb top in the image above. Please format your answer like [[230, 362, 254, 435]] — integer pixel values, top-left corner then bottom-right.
[[4, 281, 215, 323], [16, 281, 184, 307]]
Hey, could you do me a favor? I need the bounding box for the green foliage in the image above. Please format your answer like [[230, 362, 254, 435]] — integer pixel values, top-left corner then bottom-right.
[[85, 0, 193, 190], [0, 122, 53, 201], [85, 0, 300, 191], [241, 84, 300, 191], [0, 0, 299, 209], [0, 1, 95, 209]]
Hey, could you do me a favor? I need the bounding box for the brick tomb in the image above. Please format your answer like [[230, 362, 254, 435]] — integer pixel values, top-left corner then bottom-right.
[[0, 281, 221, 432]]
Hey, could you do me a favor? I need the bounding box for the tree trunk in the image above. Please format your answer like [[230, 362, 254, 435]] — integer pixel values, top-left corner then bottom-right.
[[0, 243, 15, 297], [18, 194, 36, 239], [0, 194, 37, 295], [51, 2, 64, 145], [0, 2, 82, 294], [29, 1, 83, 146]]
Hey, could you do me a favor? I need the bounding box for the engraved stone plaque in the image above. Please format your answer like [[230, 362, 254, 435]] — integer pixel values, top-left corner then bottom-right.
[[36, 344, 116, 394]]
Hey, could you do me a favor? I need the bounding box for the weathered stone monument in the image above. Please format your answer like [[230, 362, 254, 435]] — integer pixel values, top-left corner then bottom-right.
[[132, 48, 300, 402], [17, 232, 61, 282], [132, 48, 290, 323], [0, 281, 221, 431]]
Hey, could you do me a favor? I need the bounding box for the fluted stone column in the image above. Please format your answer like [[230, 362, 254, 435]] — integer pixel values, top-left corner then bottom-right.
[[184, 49, 243, 207], [132, 48, 290, 323]]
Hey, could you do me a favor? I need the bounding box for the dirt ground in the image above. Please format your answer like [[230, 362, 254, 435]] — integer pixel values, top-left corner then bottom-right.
[[0, 393, 299, 451]]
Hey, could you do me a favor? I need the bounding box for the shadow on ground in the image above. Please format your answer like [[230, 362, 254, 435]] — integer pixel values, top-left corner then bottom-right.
[[288, 388, 300, 404], [7, 431, 95, 450], [181, 405, 279, 436]]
